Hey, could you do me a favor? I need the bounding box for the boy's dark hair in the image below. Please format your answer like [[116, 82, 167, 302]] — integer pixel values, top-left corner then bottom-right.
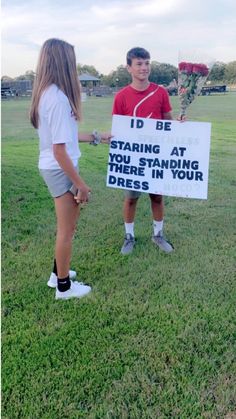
[[126, 47, 151, 66]]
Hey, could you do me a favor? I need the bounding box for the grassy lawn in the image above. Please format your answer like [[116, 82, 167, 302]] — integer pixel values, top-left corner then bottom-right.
[[1, 94, 236, 418]]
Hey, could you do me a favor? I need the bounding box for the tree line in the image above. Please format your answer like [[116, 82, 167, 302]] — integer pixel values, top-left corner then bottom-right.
[[2, 61, 236, 87]]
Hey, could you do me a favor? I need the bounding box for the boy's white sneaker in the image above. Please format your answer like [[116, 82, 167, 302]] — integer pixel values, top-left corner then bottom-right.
[[152, 231, 174, 253], [47, 270, 77, 288], [55, 281, 92, 300]]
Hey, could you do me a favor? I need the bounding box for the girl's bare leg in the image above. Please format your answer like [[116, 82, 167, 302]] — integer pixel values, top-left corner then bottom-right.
[[54, 192, 80, 279]]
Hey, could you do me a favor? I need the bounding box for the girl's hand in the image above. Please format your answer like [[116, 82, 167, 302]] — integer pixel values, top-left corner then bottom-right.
[[74, 183, 91, 205], [101, 132, 113, 144]]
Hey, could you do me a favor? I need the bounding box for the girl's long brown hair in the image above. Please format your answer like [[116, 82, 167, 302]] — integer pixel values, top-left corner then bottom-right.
[[30, 38, 81, 128]]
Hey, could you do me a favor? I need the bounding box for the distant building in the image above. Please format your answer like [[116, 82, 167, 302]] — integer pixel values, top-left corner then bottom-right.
[[79, 73, 101, 95], [1, 80, 32, 96], [79, 73, 113, 96], [79, 73, 100, 86]]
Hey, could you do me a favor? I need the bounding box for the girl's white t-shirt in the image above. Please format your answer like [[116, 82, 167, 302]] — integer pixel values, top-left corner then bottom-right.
[[38, 84, 81, 170]]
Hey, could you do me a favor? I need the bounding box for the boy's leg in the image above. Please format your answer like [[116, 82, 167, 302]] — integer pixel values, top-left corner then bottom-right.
[[121, 191, 140, 255], [149, 194, 174, 253], [123, 196, 138, 221], [149, 194, 164, 224]]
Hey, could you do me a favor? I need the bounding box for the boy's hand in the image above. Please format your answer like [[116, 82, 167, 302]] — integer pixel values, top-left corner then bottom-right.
[[177, 115, 187, 122]]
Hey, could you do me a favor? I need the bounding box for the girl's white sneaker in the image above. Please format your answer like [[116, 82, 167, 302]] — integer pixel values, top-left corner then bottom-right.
[[47, 270, 77, 288], [55, 281, 91, 300]]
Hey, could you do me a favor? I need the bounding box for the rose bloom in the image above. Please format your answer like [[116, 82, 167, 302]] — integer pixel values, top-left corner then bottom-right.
[[179, 61, 193, 74], [192, 63, 209, 76], [199, 64, 209, 76]]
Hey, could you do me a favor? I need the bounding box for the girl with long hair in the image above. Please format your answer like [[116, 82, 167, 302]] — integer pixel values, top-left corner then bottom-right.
[[30, 38, 109, 300]]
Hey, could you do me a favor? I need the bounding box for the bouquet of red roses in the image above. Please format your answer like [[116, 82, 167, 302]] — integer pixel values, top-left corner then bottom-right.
[[178, 61, 209, 119]]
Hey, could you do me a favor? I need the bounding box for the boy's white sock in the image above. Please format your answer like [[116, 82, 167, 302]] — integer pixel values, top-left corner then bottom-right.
[[153, 220, 163, 236], [125, 222, 134, 237]]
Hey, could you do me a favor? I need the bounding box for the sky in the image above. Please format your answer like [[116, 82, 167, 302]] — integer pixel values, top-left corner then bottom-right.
[[2, 0, 236, 78]]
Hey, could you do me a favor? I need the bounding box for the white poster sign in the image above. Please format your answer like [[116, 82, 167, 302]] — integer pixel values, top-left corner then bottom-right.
[[106, 115, 211, 199]]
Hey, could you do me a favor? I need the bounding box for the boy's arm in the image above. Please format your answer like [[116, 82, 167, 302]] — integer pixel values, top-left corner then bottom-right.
[[112, 92, 124, 115], [163, 111, 173, 120], [164, 111, 186, 122]]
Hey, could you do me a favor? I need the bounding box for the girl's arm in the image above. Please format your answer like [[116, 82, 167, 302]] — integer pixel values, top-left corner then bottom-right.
[[78, 133, 95, 143], [79, 131, 112, 144]]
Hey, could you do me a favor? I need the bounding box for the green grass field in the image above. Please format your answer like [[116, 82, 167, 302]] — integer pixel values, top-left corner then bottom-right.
[[2, 94, 236, 418]]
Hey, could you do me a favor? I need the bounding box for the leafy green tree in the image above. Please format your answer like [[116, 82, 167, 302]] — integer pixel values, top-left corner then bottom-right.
[[149, 61, 161, 84], [15, 70, 36, 81], [1, 75, 14, 82], [77, 64, 100, 77], [224, 61, 236, 83], [209, 62, 226, 82], [103, 66, 128, 88], [101, 65, 130, 88], [150, 62, 178, 85]]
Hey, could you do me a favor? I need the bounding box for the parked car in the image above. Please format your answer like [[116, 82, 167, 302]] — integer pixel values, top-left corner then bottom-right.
[[1, 87, 15, 98], [201, 85, 227, 95]]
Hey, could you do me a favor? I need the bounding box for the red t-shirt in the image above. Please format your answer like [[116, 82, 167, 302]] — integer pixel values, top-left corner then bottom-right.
[[112, 82, 172, 119]]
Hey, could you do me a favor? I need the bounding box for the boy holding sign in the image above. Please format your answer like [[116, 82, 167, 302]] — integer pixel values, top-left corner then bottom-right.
[[112, 47, 174, 255]]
